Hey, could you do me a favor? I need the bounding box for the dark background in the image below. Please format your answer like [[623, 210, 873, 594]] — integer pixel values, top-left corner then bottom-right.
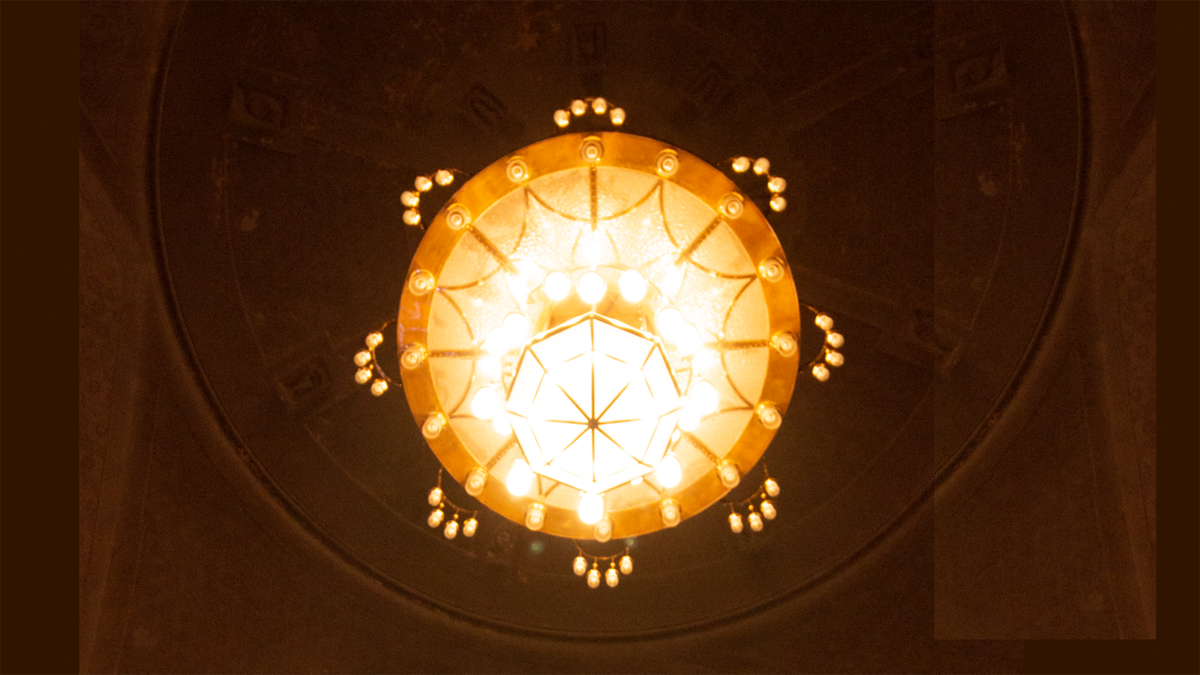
[[4, 1, 1197, 673]]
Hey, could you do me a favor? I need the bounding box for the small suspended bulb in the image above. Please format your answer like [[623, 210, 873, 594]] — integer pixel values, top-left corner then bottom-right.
[[355, 368, 373, 385], [812, 364, 831, 382], [606, 566, 620, 588], [731, 156, 752, 173], [414, 175, 433, 192], [618, 270, 648, 303], [434, 169, 454, 186], [678, 408, 701, 432], [609, 107, 626, 126], [506, 459, 534, 496], [826, 332, 845, 349], [591, 97, 608, 114], [543, 271, 571, 301], [587, 567, 601, 589], [769, 195, 787, 212], [764, 477, 780, 497], [767, 176, 787, 193], [675, 324, 700, 355], [427, 487, 443, 507], [815, 314, 834, 331], [401, 191, 420, 208], [366, 332, 384, 348], [471, 387, 500, 420], [573, 556, 588, 577], [553, 109, 570, 127], [444, 519, 459, 539], [655, 307, 684, 339], [427, 508, 444, 528], [748, 510, 764, 532], [462, 517, 478, 538], [502, 312, 532, 346], [825, 351, 844, 367], [761, 500, 777, 520], [729, 512, 744, 533], [354, 350, 372, 367], [570, 99, 587, 116], [753, 157, 771, 175], [576, 271, 607, 304], [656, 453, 682, 488], [689, 380, 719, 414], [619, 554, 633, 575], [577, 492, 604, 525], [370, 379, 389, 396]]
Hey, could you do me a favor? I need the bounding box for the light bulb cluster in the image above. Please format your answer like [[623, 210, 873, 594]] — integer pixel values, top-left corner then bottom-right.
[[572, 544, 634, 589], [730, 155, 789, 213], [726, 468, 781, 534], [553, 97, 626, 129], [425, 471, 480, 541], [401, 168, 462, 230], [805, 310, 845, 382], [353, 321, 397, 397]]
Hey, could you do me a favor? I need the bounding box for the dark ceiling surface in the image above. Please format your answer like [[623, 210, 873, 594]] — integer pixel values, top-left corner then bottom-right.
[[152, 1, 1084, 637]]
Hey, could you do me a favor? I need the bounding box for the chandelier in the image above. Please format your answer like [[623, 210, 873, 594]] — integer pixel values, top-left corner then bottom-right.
[[353, 98, 845, 588]]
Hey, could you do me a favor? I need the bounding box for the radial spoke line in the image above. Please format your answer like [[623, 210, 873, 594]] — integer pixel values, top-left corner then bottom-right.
[[675, 215, 722, 263], [468, 226, 517, 274], [597, 381, 632, 421]]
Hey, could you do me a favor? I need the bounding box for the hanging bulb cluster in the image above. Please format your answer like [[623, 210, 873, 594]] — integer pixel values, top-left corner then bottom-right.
[[802, 307, 845, 382], [726, 467, 781, 534], [729, 155, 789, 213], [553, 97, 626, 130], [400, 168, 465, 231], [353, 320, 398, 397], [572, 544, 634, 589], [425, 470, 480, 541]]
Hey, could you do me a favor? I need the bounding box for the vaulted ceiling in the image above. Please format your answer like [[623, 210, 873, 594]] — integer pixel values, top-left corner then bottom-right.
[[79, 2, 1159, 672]]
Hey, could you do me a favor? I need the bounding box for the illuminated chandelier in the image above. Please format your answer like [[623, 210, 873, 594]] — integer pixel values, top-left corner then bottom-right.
[[353, 98, 845, 588]]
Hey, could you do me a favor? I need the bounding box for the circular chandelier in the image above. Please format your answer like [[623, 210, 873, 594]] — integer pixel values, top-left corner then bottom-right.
[[353, 98, 846, 587]]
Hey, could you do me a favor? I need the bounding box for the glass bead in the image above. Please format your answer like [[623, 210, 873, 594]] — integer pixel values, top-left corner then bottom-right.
[[434, 169, 454, 186], [370, 379, 388, 396], [355, 368, 373, 385], [554, 109, 570, 127], [764, 477, 780, 497], [606, 567, 619, 588], [731, 156, 751, 173], [462, 518, 478, 538], [427, 487, 443, 507], [729, 512, 744, 533], [619, 555, 633, 575], [574, 556, 588, 576], [609, 108, 625, 126], [753, 157, 770, 175], [427, 509, 444, 528]]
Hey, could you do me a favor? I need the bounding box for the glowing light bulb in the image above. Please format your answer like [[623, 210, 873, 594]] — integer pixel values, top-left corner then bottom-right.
[[748, 511, 764, 531], [543, 271, 571, 300], [587, 568, 601, 588], [354, 350, 371, 367], [689, 380, 718, 414], [656, 453, 682, 488], [764, 477, 780, 497], [422, 414, 445, 439], [767, 176, 787, 193], [593, 518, 613, 543], [577, 271, 607, 304], [444, 520, 459, 539], [619, 555, 633, 575], [370, 379, 388, 396], [427, 509, 444, 528], [355, 368, 373, 385], [434, 169, 454, 186], [401, 191, 420, 207], [761, 500, 777, 520], [731, 156, 751, 173], [729, 512, 744, 533], [770, 195, 787, 212], [815, 314, 834, 331], [427, 487, 443, 507], [718, 462, 741, 488], [577, 492, 604, 525], [503, 312, 531, 346], [465, 468, 487, 496], [609, 107, 625, 125], [366, 332, 384, 348], [570, 99, 587, 116], [659, 265, 684, 297], [678, 408, 700, 432], [756, 402, 782, 430], [445, 204, 470, 230], [675, 324, 700, 354], [591, 97, 608, 114], [655, 307, 684, 338], [507, 459, 534, 496], [401, 344, 427, 370], [813, 364, 831, 382], [462, 518, 478, 537], [554, 109, 570, 127], [483, 327, 508, 355], [618, 270, 647, 303], [753, 157, 770, 175], [415, 175, 433, 192], [660, 499, 681, 527], [492, 410, 512, 435], [574, 556, 588, 576], [478, 356, 501, 380], [826, 332, 844, 348], [606, 567, 619, 588], [825, 350, 844, 367], [771, 332, 798, 357], [524, 502, 545, 531], [471, 387, 500, 419]]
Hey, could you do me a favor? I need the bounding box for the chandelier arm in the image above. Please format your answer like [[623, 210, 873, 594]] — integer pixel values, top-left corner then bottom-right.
[[552, 97, 626, 130], [400, 168, 469, 231], [724, 155, 789, 213]]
